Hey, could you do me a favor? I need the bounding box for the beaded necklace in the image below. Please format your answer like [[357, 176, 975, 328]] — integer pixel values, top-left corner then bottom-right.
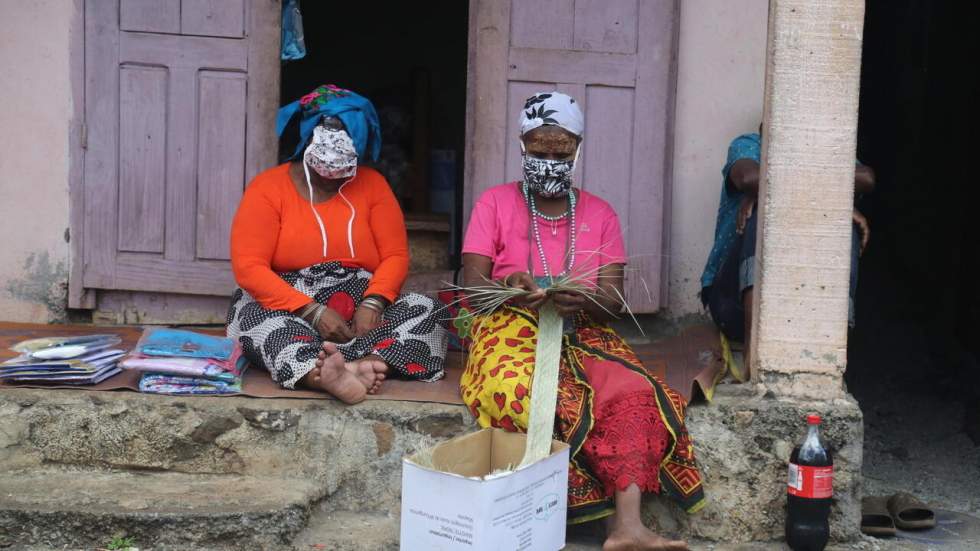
[[521, 182, 577, 279]]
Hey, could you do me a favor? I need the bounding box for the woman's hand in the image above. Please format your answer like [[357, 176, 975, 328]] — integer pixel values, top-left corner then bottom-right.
[[551, 290, 587, 317], [504, 272, 547, 309], [352, 305, 382, 337], [316, 307, 354, 343]]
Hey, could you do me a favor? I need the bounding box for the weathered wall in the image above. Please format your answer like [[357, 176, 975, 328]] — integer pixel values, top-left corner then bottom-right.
[[0, 1, 766, 323], [667, 0, 769, 317], [0, 1, 77, 322]]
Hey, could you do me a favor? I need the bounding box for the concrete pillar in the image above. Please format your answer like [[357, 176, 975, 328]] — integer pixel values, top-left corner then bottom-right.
[[751, 0, 866, 400]]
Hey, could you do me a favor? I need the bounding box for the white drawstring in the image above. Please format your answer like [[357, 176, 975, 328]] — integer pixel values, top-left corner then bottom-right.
[[337, 170, 357, 258], [302, 156, 329, 258], [303, 150, 358, 259]]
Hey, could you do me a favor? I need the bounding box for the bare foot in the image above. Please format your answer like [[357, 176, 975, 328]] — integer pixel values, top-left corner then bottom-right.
[[313, 343, 370, 404], [603, 521, 688, 551], [349, 355, 388, 394]]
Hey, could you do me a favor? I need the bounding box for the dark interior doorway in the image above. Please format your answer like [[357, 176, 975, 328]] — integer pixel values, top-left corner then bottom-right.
[[848, 0, 980, 507], [278, 1, 470, 266]]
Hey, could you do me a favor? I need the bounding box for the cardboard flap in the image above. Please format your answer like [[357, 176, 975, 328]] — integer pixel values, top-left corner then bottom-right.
[[490, 429, 528, 471], [409, 428, 571, 479], [429, 428, 493, 477]]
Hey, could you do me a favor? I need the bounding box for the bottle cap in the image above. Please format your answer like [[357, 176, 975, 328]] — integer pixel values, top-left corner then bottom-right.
[[807, 414, 822, 425]]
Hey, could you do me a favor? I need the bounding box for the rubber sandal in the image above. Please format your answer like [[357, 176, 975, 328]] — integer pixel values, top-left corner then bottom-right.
[[861, 496, 897, 537], [887, 492, 936, 531]]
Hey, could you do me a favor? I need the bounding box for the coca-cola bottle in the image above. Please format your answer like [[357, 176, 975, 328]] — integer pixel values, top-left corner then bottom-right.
[[785, 414, 833, 551]]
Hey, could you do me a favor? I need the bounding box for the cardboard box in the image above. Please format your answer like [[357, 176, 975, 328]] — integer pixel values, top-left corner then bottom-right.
[[400, 428, 570, 551]]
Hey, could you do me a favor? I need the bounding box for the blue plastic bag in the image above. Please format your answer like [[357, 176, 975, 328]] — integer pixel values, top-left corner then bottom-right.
[[281, 0, 306, 61], [137, 328, 236, 361]]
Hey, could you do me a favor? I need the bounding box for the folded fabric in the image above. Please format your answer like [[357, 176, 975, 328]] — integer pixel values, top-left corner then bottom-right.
[[139, 372, 243, 395], [136, 328, 235, 360], [121, 350, 243, 382], [5, 365, 121, 385], [9, 334, 122, 360], [0, 349, 125, 384]]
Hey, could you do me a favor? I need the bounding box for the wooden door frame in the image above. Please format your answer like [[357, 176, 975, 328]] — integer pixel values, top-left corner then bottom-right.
[[462, 0, 681, 312], [68, 0, 92, 309], [68, 0, 281, 309]]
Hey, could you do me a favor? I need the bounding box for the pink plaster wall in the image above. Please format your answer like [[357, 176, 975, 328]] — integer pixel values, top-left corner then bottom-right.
[[668, 0, 769, 316], [0, 1, 77, 322]]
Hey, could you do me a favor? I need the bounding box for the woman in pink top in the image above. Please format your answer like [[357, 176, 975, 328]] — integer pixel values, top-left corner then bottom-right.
[[459, 92, 704, 550]]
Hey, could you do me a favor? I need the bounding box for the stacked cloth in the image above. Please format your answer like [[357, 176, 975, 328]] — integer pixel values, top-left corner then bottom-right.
[[1, 334, 125, 385], [122, 328, 247, 395]]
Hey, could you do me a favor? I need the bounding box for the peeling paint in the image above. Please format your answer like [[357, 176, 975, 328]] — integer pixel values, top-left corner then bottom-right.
[[5, 252, 68, 322]]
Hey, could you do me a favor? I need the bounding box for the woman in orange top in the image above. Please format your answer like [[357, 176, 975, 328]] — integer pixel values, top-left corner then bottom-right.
[[226, 85, 447, 404]]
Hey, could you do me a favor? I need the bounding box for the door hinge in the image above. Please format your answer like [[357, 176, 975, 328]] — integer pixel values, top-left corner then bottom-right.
[[80, 123, 87, 149]]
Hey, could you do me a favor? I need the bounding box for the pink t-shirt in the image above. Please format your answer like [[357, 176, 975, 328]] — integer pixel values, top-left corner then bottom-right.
[[463, 182, 627, 282]]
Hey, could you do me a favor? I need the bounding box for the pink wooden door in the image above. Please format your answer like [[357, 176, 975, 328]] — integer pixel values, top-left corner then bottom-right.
[[465, 0, 679, 312], [81, 0, 279, 297]]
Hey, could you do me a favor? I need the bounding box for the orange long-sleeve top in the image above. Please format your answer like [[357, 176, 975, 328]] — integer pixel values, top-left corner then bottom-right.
[[230, 163, 409, 312]]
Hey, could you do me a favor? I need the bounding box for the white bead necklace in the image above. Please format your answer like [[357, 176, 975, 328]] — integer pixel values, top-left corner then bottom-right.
[[522, 182, 577, 278]]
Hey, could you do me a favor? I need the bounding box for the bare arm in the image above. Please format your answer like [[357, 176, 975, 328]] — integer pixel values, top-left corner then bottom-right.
[[461, 253, 493, 287], [583, 263, 626, 321]]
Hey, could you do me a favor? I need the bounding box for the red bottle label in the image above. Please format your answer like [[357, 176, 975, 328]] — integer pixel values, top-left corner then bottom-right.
[[787, 463, 833, 498]]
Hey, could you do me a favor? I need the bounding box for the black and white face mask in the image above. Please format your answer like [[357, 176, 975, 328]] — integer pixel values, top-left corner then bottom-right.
[[521, 150, 578, 198]]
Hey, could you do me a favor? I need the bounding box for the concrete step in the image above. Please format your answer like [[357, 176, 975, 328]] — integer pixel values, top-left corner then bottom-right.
[[0, 468, 317, 549]]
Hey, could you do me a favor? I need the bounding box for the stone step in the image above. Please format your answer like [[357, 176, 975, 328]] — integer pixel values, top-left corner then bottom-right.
[[0, 468, 317, 549], [0, 384, 866, 546], [0, 388, 474, 516]]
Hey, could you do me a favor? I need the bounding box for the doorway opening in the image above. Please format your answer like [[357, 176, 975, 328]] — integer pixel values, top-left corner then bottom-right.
[[849, 0, 980, 511], [278, 1, 470, 271]]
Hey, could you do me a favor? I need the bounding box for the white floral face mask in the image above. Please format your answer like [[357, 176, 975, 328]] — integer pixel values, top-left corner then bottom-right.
[[303, 125, 357, 180]]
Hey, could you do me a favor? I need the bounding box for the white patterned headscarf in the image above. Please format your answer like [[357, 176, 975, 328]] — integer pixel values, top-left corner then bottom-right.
[[519, 91, 585, 137]]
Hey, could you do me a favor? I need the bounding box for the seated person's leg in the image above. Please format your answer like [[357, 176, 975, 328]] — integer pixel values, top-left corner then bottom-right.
[[706, 211, 758, 344]]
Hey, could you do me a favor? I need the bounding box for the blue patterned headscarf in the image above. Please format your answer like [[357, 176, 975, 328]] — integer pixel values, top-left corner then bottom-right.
[[277, 84, 382, 162]]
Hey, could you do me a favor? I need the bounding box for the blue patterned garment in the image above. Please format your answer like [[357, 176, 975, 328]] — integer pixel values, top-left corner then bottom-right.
[[277, 84, 382, 162], [700, 133, 761, 291], [138, 328, 236, 361]]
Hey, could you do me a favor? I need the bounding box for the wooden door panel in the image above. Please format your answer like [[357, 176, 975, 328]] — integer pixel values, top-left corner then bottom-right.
[[196, 71, 247, 261], [82, 0, 279, 298], [466, 0, 678, 312], [510, 0, 575, 49], [181, 0, 246, 38], [119, 32, 247, 71], [508, 48, 638, 87], [120, 0, 181, 34], [582, 86, 634, 225], [573, 0, 638, 54], [118, 64, 168, 254]]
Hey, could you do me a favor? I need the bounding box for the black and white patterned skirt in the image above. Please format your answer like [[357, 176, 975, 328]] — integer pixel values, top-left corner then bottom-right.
[[226, 262, 448, 389]]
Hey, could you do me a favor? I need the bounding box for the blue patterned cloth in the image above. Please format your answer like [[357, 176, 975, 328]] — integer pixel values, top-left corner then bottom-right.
[[700, 133, 761, 291], [277, 84, 382, 162], [138, 328, 236, 361]]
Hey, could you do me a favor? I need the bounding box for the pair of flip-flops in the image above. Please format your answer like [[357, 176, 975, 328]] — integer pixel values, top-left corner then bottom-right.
[[862, 493, 937, 537]]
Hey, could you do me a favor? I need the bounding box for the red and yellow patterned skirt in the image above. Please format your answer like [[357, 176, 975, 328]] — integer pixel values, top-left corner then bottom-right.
[[460, 306, 706, 523]]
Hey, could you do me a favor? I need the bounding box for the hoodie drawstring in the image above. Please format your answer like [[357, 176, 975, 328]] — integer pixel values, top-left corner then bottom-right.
[[302, 157, 357, 259]]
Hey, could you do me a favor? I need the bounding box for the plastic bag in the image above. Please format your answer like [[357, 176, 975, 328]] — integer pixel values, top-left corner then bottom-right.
[[281, 0, 307, 61]]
